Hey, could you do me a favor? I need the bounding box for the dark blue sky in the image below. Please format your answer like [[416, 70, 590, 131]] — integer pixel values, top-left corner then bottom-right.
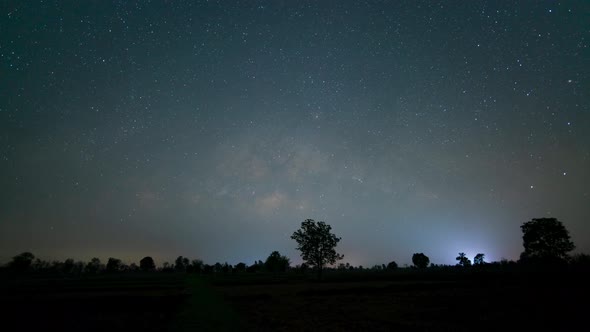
[[1, 1, 588, 266]]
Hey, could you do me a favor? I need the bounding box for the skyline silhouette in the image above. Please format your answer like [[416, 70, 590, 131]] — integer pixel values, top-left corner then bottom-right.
[[2, 217, 580, 270]]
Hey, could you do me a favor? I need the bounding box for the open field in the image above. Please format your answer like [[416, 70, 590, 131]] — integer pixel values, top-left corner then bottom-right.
[[2, 269, 589, 331], [215, 277, 589, 331], [1, 273, 188, 331]]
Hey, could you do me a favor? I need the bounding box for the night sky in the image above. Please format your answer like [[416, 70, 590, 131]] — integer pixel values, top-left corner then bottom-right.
[[1, 1, 589, 266]]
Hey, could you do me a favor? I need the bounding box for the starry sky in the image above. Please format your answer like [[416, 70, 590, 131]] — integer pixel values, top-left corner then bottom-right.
[[1, 1, 589, 266]]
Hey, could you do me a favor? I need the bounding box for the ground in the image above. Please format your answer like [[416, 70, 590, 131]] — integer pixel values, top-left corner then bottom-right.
[[1, 269, 588, 331]]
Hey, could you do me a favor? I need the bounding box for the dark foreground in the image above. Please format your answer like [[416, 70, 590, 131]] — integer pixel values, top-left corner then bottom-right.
[[2, 269, 588, 331], [1, 273, 187, 331]]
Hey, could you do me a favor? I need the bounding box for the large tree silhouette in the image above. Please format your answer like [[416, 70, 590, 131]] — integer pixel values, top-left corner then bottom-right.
[[473, 253, 486, 265], [386, 261, 398, 270], [456, 252, 471, 267], [175, 256, 190, 271], [9, 252, 35, 272], [140, 256, 156, 271], [234, 262, 247, 272], [291, 219, 343, 279], [412, 253, 430, 269], [85, 257, 102, 273], [188, 259, 204, 273], [520, 218, 575, 263], [264, 251, 290, 273], [106, 258, 122, 272]]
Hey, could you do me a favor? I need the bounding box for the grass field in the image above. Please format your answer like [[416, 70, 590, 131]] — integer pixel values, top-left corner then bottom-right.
[[1, 269, 588, 331], [210, 270, 589, 331], [1, 273, 187, 331]]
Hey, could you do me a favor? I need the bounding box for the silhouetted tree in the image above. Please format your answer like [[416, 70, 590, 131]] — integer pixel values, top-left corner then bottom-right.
[[140, 256, 156, 271], [386, 261, 398, 270], [264, 251, 290, 273], [62, 258, 75, 273], [161, 262, 174, 272], [221, 262, 232, 274], [246, 260, 264, 273], [456, 253, 472, 267], [85, 257, 102, 273], [520, 218, 575, 263], [188, 259, 203, 273], [174, 256, 190, 272], [234, 262, 247, 272], [499, 258, 517, 268], [295, 262, 309, 273], [49, 260, 62, 272], [473, 253, 486, 265], [202, 264, 213, 274], [412, 253, 430, 269], [106, 257, 122, 272], [33, 259, 51, 272], [291, 219, 344, 279], [9, 252, 35, 272], [75, 261, 85, 274]]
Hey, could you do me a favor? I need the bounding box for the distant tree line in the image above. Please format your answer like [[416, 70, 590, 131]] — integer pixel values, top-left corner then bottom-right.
[[2, 217, 588, 277], [1, 251, 291, 276]]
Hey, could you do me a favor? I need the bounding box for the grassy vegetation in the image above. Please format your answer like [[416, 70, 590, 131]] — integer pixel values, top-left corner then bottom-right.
[[2, 268, 588, 331], [171, 276, 239, 331], [1, 273, 187, 332], [211, 269, 589, 331]]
